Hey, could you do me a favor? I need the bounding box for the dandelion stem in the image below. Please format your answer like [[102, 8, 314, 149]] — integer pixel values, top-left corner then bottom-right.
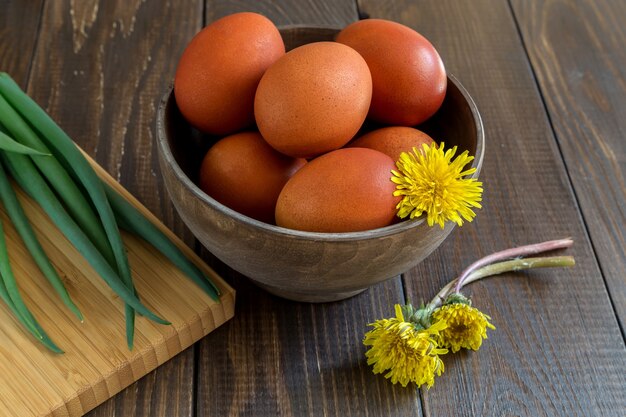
[[427, 255, 575, 310], [453, 238, 573, 293], [462, 256, 575, 286]]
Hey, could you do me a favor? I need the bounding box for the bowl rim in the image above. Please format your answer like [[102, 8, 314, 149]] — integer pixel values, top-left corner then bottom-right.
[[156, 73, 484, 242]]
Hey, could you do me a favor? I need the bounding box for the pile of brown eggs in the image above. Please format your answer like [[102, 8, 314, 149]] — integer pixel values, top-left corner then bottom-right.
[[174, 12, 446, 233]]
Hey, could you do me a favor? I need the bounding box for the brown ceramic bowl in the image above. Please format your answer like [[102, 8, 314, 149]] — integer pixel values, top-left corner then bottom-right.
[[156, 26, 484, 302]]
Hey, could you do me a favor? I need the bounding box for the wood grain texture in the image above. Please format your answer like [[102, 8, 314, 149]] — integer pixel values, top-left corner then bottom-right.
[[509, 0, 626, 329], [0, 0, 44, 88], [197, 271, 422, 417], [0, 154, 234, 417], [356, 0, 626, 416], [26, 0, 202, 238], [205, 0, 358, 26], [85, 353, 195, 417], [19, 0, 206, 416], [4, 0, 625, 415]]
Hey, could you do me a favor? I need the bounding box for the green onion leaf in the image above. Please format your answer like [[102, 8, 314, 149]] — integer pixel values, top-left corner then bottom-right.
[[0, 157, 83, 321], [107, 185, 220, 300], [0, 93, 115, 265], [0, 274, 63, 353], [0, 215, 43, 339], [0, 151, 169, 325], [0, 74, 140, 348], [0, 129, 50, 156]]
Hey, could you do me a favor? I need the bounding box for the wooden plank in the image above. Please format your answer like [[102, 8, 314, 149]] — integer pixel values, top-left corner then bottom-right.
[[21, 0, 205, 415], [0, 0, 44, 88], [196, 1, 422, 416], [0, 154, 234, 417], [197, 272, 420, 417], [509, 0, 626, 329], [83, 353, 195, 417], [356, 1, 626, 416], [205, 0, 358, 26]]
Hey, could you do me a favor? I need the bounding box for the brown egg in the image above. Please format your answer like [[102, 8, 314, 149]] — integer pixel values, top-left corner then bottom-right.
[[275, 148, 399, 232], [336, 19, 447, 126], [199, 131, 306, 224], [175, 12, 284, 135], [254, 42, 372, 158], [349, 126, 434, 161]]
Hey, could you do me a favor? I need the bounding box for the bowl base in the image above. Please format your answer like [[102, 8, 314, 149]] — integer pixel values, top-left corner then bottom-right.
[[254, 281, 367, 303]]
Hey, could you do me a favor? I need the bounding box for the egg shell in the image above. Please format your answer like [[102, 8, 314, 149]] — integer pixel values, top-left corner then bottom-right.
[[336, 19, 447, 126], [199, 131, 306, 224], [175, 12, 284, 135], [254, 42, 372, 158], [275, 148, 399, 233], [349, 126, 434, 161]]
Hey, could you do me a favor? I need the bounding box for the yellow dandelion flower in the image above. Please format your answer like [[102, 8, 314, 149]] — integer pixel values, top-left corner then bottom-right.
[[431, 302, 496, 353], [364, 304, 448, 388], [391, 143, 483, 228]]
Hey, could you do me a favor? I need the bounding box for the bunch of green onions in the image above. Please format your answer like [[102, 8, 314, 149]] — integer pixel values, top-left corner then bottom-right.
[[0, 73, 220, 353]]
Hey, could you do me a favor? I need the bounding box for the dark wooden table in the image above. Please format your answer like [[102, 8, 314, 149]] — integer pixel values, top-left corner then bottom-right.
[[2, 0, 625, 416]]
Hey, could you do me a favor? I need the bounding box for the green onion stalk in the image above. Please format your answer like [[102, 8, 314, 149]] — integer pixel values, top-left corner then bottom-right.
[[0, 72, 222, 352], [0, 91, 139, 348], [0, 157, 83, 321], [0, 149, 169, 325]]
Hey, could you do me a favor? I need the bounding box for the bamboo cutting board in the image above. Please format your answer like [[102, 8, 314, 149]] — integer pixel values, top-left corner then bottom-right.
[[0, 155, 235, 417]]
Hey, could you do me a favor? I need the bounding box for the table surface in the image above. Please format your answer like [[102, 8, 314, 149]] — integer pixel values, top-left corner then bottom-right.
[[2, 0, 625, 416]]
